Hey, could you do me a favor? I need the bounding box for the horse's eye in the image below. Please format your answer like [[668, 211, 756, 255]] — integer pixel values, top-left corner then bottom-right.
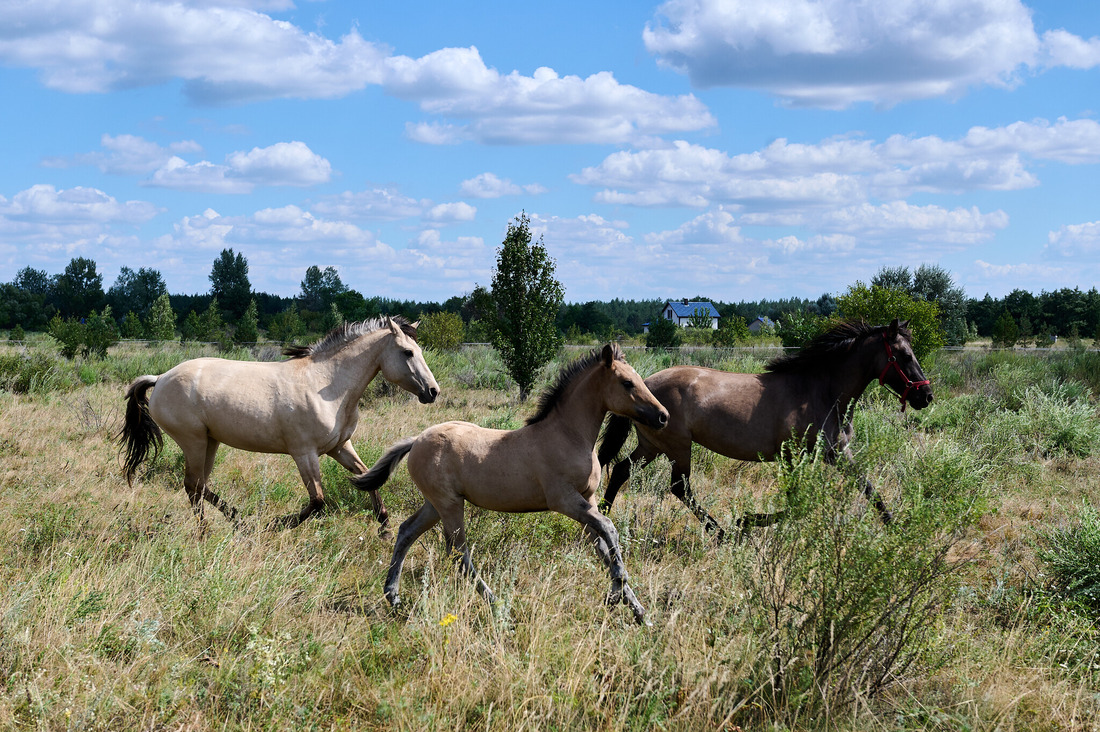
[[622, 380, 635, 390], [403, 349, 414, 358]]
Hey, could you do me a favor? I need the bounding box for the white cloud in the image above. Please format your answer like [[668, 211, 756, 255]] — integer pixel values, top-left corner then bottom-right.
[[575, 118, 1100, 209], [1041, 29, 1100, 69], [0, 3, 715, 144], [42, 134, 203, 175], [142, 141, 332, 193], [1047, 220, 1100, 258], [459, 172, 547, 198], [225, 142, 332, 186], [643, 0, 1096, 107], [424, 202, 477, 224], [311, 187, 427, 221], [644, 208, 743, 246], [386, 47, 715, 144], [0, 184, 159, 226]]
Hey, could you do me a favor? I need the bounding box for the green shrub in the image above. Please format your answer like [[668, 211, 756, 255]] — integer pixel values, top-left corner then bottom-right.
[[737, 436, 987, 724], [1036, 503, 1100, 613], [417, 311, 465, 351]]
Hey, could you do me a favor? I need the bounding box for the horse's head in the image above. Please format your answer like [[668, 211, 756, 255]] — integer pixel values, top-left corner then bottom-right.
[[878, 318, 933, 411], [597, 343, 669, 430], [379, 318, 440, 404]]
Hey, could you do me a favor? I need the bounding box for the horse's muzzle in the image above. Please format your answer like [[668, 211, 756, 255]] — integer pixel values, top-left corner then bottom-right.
[[907, 386, 933, 410], [642, 405, 670, 430], [419, 386, 440, 404]]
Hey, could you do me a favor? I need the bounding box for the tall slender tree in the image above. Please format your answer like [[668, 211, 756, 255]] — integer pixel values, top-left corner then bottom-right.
[[209, 249, 251, 321], [488, 213, 564, 401]]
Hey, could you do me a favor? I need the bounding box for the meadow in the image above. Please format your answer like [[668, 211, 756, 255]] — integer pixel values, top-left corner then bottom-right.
[[2, 337, 1100, 730]]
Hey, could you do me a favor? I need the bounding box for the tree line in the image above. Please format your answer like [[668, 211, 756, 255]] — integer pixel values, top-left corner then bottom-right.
[[5, 245, 1099, 353]]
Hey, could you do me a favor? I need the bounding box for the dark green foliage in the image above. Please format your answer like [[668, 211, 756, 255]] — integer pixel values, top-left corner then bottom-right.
[[645, 314, 681, 350], [47, 308, 118, 359], [488, 213, 565, 400], [144, 293, 177, 342], [991, 311, 1019, 349], [209, 249, 252, 320], [235, 299, 260, 344], [8, 324, 24, 342], [268, 302, 304, 344], [52, 257, 105, 318], [180, 298, 225, 343], [299, 265, 347, 312], [106, 266, 166, 319]]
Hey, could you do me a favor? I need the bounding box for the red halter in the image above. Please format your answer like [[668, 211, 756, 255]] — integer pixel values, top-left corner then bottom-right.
[[879, 333, 930, 412]]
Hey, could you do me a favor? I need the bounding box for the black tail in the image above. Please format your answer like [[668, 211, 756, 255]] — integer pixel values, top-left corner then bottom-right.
[[598, 414, 634, 468], [118, 375, 163, 486], [352, 437, 417, 492]]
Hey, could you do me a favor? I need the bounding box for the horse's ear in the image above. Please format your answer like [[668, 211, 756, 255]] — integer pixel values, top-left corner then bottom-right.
[[386, 316, 399, 334], [601, 343, 615, 367], [410, 320, 420, 330], [888, 318, 901, 336], [899, 319, 911, 330]]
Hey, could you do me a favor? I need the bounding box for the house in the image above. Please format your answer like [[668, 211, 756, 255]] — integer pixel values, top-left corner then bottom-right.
[[748, 315, 776, 333], [656, 299, 721, 330]]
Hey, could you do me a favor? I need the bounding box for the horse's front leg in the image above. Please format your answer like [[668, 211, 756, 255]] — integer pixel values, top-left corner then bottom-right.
[[329, 441, 390, 536], [669, 457, 727, 543], [829, 444, 893, 525], [556, 496, 649, 626]]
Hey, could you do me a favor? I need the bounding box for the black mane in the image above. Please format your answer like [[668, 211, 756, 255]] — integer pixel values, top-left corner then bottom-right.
[[765, 319, 909, 374], [526, 343, 624, 425], [283, 316, 417, 360]]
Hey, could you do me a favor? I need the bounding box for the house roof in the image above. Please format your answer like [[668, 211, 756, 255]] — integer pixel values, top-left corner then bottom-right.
[[664, 300, 721, 318]]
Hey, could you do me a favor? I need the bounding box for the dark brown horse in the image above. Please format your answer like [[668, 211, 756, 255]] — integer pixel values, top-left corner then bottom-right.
[[598, 319, 932, 541], [355, 343, 669, 625]]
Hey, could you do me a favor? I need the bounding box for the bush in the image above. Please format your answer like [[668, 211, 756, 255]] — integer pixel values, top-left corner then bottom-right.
[[776, 311, 826, 349], [1037, 503, 1100, 613], [0, 350, 74, 394], [418, 311, 465, 351], [737, 436, 987, 724], [645, 315, 681, 350]]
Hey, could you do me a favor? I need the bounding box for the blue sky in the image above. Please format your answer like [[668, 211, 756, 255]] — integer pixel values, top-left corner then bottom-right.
[[1, 0, 1098, 303]]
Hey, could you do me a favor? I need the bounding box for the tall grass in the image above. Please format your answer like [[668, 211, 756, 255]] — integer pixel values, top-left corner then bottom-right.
[[2, 342, 1100, 728]]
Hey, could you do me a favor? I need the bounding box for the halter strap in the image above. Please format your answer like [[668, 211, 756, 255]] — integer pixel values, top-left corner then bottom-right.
[[879, 333, 931, 412]]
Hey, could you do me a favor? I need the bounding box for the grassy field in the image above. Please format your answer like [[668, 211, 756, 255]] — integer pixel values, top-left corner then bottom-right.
[[2, 339, 1100, 730]]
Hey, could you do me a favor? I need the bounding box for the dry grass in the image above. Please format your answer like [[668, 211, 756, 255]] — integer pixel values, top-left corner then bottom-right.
[[1, 343, 1100, 730]]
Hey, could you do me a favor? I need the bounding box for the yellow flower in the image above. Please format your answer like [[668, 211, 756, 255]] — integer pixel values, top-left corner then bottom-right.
[[439, 613, 458, 628]]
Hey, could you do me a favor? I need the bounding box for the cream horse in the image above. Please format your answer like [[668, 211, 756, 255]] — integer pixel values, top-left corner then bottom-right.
[[119, 316, 439, 530], [356, 343, 669, 625]]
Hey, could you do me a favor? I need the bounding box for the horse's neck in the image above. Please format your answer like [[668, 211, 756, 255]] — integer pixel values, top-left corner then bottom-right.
[[322, 330, 385, 398], [822, 340, 881, 411], [531, 369, 605, 448]]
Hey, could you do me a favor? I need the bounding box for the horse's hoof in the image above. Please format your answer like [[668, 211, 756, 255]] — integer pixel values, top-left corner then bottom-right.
[[385, 593, 401, 608]]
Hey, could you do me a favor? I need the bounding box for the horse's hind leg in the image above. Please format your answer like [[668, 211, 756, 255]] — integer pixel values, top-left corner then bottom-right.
[[196, 439, 241, 527], [600, 444, 655, 514], [668, 448, 727, 543], [437, 502, 496, 604], [384, 500, 440, 607], [328, 441, 390, 535], [269, 453, 327, 530]]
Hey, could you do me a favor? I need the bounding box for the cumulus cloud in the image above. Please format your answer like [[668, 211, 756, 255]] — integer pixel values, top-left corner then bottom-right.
[[424, 202, 477, 223], [141, 141, 332, 193], [574, 118, 1100, 209], [311, 187, 427, 221], [386, 47, 715, 144], [1047, 221, 1100, 258], [42, 134, 203, 175], [643, 0, 1097, 107], [0, 2, 715, 144], [459, 172, 547, 198]]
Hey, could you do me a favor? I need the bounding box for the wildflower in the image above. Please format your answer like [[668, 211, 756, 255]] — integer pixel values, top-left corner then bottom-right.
[[439, 613, 457, 628]]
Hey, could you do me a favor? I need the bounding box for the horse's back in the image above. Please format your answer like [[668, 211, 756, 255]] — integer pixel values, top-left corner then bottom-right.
[[407, 421, 584, 513], [642, 365, 794, 462], [147, 357, 307, 453]]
